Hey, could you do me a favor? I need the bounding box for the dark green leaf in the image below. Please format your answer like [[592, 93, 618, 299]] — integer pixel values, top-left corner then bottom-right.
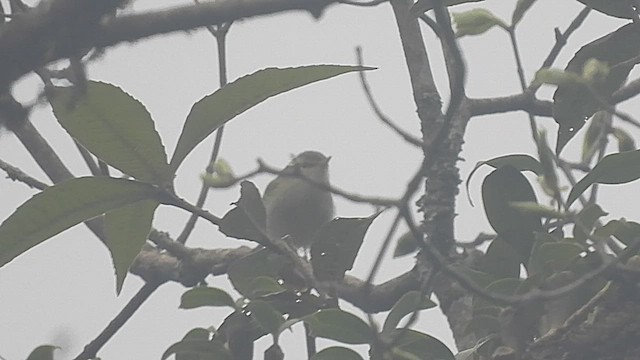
[[180, 287, 236, 309], [162, 339, 230, 360], [26, 345, 59, 360], [228, 249, 285, 298], [219, 181, 268, 244], [393, 231, 420, 258], [105, 199, 158, 294], [473, 278, 522, 309], [477, 236, 521, 279], [312, 347, 364, 360], [466, 154, 542, 206], [532, 240, 585, 272], [595, 219, 640, 246], [512, 0, 537, 25], [0, 177, 159, 268], [304, 309, 372, 344], [248, 276, 287, 298], [51, 82, 172, 185], [176, 328, 212, 360], [264, 344, 284, 360], [576, 0, 635, 19], [170, 65, 373, 170], [311, 213, 379, 281], [482, 166, 541, 264], [567, 149, 640, 206], [554, 24, 640, 154], [572, 204, 608, 243], [383, 291, 437, 333], [247, 300, 285, 335], [464, 314, 500, 336], [388, 329, 456, 360], [452, 8, 507, 37]]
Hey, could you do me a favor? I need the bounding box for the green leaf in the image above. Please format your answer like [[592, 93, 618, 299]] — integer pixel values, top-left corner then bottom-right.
[[383, 291, 437, 333], [509, 202, 564, 219], [393, 231, 420, 258], [473, 278, 522, 309], [512, 0, 537, 25], [536, 130, 559, 194], [162, 339, 230, 360], [477, 236, 521, 279], [312, 347, 364, 360], [452, 8, 508, 37], [219, 181, 268, 244], [304, 309, 372, 344], [567, 149, 640, 206], [0, 177, 159, 268], [466, 154, 543, 206], [247, 300, 285, 335], [176, 328, 213, 360], [311, 213, 379, 281], [482, 166, 542, 264], [51, 82, 172, 185], [170, 65, 373, 170], [26, 345, 59, 360], [532, 240, 585, 272], [572, 204, 608, 243], [180, 287, 236, 309], [576, 0, 635, 19], [248, 276, 287, 298], [531, 68, 586, 87], [388, 329, 455, 360], [105, 199, 158, 294], [553, 24, 640, 154], [464, 314, 500, 336], [410, 0, 485, 16], [594, 219, 640, 246], [227, 249, 285, 298]]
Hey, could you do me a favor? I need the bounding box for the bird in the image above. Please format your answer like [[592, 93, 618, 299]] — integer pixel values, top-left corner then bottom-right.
[[262, 151, 334, 250]]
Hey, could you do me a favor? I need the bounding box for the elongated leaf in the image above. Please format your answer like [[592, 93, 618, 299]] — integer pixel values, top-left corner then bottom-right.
[[304, 309, 372, 344], [0, 177, 159, 268], [227, 249, 285, 298], [170, 65, 373, 170], [311, 213, 379, 281], [466, 154, 542, 205], [247, 300, 285, 335], [383, 291, 437, 333], [312, 347, 364, 360], [554, 24, 640, 154], [477, 236, 521, 279], [180, 287, 236, 309], [219, 181, 268, 244], [410, 0, 485, 16], [51, 82, 172, 185], [393, 231, 419, 258], [512, 0, 537, 25], [567, 149, 640, 206], [162, 339, 230, 360], [106, 199, 158, 294]]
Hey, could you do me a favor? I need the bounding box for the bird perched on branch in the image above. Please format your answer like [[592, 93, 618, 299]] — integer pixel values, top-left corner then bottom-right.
[[263, 151, 334, 250]]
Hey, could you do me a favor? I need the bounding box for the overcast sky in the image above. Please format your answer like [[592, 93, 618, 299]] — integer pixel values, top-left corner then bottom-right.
[[0, 0, 636, 359]]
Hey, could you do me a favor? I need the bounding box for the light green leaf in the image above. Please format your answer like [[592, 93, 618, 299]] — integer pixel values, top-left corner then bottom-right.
[[304, 309, 372, 344], [51, 82, 172, 185], [26, 345, 59, 360], [383, 291, 437, 333], [466, 154, 543, 206], [312, 347, 364, 360], [0, 177, 159, 268], [170, 65, 374, 170], [567, 149, 640, 206], [452, 8, 508, 37], [512, 0, 537, 26], [106, 199, 158, 294], [410, 0, 485, 16], [531, 68, 586, 87], [180, 287, 236, 309], [613, 127, 636, 152]]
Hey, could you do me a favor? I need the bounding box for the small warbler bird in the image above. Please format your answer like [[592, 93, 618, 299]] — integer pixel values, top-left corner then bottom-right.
[[263, 151, 334, 250]]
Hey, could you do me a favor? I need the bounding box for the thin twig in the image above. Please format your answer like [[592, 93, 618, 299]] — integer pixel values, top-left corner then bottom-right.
[[355, 47, 422, 147], [0, 158, 49, 190]]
